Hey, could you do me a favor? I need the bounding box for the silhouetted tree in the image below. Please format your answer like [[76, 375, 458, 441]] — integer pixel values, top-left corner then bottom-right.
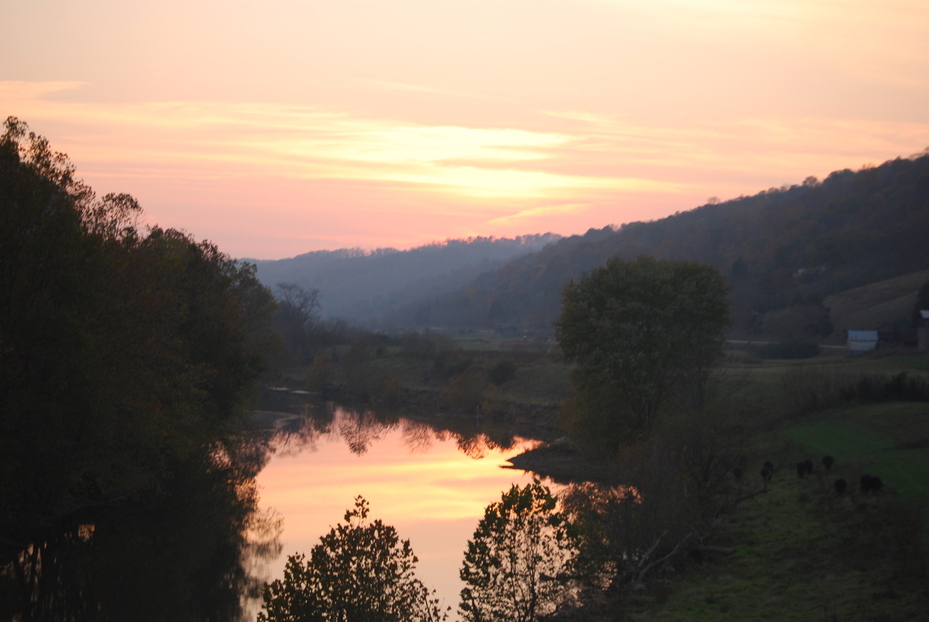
[[0, 116, 278, 620], [274, 282, 321, 363], [259, 497, 447, 622], [459, 481, 578, 622]]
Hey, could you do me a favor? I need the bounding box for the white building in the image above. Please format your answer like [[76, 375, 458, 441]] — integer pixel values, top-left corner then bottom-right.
[[847, 330, 879, 353]]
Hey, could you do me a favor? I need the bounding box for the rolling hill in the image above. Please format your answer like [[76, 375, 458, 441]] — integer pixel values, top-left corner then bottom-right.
[[391, 150, 929, 339], [247, 234, 560, 327]]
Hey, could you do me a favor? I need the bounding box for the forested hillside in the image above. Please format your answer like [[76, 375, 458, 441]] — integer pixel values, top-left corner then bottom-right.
[[249, 234, 560, 327], [395, 151, 929, 337]]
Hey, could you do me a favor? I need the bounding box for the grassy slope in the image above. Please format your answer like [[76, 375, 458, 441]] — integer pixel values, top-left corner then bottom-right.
[[824, 268, 929, 339], [626, 455, 929, 621], [780, 403, 929, 506], [622, 354, 929, 621]]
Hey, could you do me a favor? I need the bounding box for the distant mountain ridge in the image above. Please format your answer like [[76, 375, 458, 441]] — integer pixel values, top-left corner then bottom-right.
[[391, 150, 929, 338], [248, 234, 561, 326], [250, 151, 929, 339]]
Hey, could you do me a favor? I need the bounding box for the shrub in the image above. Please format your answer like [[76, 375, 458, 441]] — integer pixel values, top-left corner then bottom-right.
[[754, 337, 820, 359], [259, 497, 447, 622], [487, 360, 517, 386]]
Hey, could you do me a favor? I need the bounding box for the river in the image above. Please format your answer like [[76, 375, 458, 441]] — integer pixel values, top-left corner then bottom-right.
[[251, 396, 543, 619]]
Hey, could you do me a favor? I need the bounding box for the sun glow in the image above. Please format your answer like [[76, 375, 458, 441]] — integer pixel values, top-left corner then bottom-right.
[[3, 0, 928, 258]]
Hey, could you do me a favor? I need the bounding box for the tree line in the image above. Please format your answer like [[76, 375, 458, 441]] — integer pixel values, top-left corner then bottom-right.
[[0, 118, 281, 620], [252, 234, 560, 328]]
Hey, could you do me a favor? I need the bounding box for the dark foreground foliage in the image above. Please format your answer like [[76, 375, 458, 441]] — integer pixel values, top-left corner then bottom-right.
[[460, 481, 578, 622], [259, 497, 448, 622], [0, 118, 280, 621]]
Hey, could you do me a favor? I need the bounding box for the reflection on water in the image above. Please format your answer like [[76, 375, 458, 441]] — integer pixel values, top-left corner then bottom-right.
[[262, 397, 532, 460], [254, 396, 541, 620], [0, 389, 541, 621], [1, 441, 282, 622]]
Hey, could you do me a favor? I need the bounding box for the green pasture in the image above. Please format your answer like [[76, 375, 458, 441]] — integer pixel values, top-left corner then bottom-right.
[[779, 402, 929, 514], [624, 401, 929, 621], [717, 352, 929, 415], [627, 463, 929, 621], [623, 368, 929, 621]]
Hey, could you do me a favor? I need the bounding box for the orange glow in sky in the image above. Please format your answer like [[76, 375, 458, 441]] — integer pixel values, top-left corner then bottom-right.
[[2, 0, 929, 258]]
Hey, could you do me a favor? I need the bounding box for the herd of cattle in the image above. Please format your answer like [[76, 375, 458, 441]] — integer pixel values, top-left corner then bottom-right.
[[734, 455, 884, 495], [794, 455, 884, 495]]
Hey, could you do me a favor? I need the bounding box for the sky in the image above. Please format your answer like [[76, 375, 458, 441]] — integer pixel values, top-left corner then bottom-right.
[[2, 0, 929, 259]]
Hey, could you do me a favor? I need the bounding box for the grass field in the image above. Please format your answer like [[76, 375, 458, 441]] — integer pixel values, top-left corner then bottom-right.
[[586, 352, 929, 621], [779, 402, 929, 526], [823, 267, 929, 341], [621, 399, 929, 622], [625, 469, 929, 621], [718, 351, 929, 422]]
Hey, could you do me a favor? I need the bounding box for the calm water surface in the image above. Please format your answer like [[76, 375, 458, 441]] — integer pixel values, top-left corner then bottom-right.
[[253, 400, 541, 619]]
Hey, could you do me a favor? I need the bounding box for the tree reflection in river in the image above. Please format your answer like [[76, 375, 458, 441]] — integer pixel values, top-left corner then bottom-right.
[[262, 399, 530, 462], [253, 395, 544, 620], [0, 438, 283, 622]]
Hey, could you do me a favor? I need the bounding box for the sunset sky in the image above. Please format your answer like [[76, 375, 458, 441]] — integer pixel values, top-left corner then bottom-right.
[[3, 0, 929, 259]]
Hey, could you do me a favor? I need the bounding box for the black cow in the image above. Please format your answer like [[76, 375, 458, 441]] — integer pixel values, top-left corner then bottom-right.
[[834, 479, 847, 495], [760, 466, 773, 488], [796, 460, 814, 478], [822, 455, 834, 471]]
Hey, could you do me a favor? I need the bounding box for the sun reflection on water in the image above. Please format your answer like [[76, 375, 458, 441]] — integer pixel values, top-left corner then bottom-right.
[[254, 404, 542, 618]]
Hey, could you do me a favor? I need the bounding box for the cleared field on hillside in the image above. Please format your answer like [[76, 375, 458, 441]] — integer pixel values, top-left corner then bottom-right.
[[824, 268, 929, 340]]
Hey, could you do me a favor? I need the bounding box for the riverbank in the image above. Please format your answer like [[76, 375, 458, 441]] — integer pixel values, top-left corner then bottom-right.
[[266, 346, 929, 619], [487, 349, 929, 619]]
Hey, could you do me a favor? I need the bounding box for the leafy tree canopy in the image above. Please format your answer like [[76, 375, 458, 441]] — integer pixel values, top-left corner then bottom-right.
[[259, 497, 448, 622], [459, 481, 578, 622], [555, 257, 730, 449], [0, 116, 278, 619]]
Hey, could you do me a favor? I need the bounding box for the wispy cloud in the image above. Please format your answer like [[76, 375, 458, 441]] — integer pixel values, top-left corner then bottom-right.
[[10, 82, 929, 199], [3, 82, 677, 200], [6, 78, 929, 257], [487, 203, 588, 226], [362, 79, 489, 100], [540, 110, 929, 179]]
